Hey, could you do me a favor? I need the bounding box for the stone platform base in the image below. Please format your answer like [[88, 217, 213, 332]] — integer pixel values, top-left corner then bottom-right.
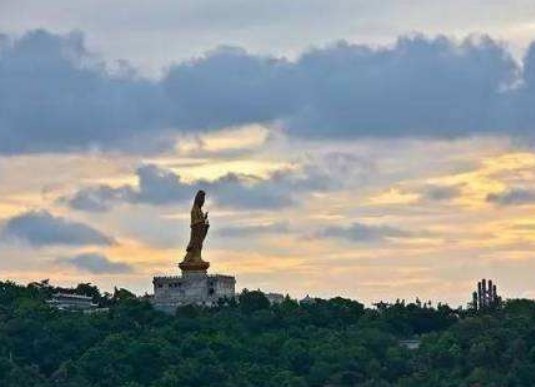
[[151, 272, 235, 314]]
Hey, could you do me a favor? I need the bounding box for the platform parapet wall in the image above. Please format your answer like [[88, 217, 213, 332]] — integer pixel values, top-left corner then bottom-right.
[[152, 273, 236, 313]]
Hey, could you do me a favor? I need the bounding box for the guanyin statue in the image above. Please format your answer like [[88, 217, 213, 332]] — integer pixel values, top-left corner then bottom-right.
[[179, 190, 210, 273]]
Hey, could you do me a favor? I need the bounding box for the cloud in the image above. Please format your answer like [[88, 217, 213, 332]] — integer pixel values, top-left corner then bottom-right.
[[420, 184, 462, 202], [217, 222, 289, 237], [56, 252, 133, 274], [287, 36, 517, 138], [512, 223, 535, 231], [207, 171, 303, 209], [164, 46, 295, 130], [2, 210, 114, 247], [134, 164, 191, 204], [65, 185, 135, 212], [4, 30, 535, 154], [317, 222, 414, 243], [0, 30, 170, 154], [62, 165, 187, 211], [63, 163, 328, 211], [487, 188, 535, 206]]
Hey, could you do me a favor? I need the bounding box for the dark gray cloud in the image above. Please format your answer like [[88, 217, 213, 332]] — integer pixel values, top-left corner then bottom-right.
[[420, 184, 462, 202], [3, 30, 535, 154], [487, 188, 535, 206], [2, 210, 114, 247], [63, 164, 325, 211], [56, 252, 133, 274], [217, 222, 289, 237], [64, 185, 135, 212], [318, 222, 413, 243], [134, 164, 191, 204], [287, 36, 517, 138], [0, 30, 170, 154], [202, 171, 298, 209], [62, 165, 187, 211], [164, 46, 295, 130]]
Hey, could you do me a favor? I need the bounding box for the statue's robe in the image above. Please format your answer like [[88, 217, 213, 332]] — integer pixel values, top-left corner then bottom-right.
[[184, 204, 209, 262]]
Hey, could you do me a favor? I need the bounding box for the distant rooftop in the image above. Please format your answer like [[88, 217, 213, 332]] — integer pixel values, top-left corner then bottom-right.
[[51, 292, 93, 300]]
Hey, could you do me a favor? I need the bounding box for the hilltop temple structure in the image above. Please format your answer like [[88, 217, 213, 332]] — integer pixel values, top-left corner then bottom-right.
[[152, 190, 236, 313]]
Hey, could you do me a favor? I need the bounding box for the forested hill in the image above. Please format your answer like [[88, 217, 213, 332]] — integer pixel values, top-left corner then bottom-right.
[[1, 281, 535, 386]]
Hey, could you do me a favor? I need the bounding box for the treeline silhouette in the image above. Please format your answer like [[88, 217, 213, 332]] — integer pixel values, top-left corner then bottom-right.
[[1, 280, 535, 386]]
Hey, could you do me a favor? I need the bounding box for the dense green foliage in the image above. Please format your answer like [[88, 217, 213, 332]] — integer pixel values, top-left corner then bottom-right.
[[1, 281, 534, 386]]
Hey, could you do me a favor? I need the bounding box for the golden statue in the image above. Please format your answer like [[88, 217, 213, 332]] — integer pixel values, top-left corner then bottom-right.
[[179, 190, 210, 273]]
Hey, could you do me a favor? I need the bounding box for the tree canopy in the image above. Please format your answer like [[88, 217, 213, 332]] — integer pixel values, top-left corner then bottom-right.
[[0, 280, 533, 386]]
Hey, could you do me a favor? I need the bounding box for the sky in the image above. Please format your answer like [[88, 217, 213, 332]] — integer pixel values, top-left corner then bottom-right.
[[2, 1, 535, 306]]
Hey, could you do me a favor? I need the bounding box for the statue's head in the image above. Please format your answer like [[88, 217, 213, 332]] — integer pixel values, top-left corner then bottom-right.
[[194, 190, 206, 207]]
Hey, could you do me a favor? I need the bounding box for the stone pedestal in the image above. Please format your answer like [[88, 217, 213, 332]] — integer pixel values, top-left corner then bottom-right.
[[178, 259, 210, 274], [152, 255, 235, 313], [152, 273, 236, 313]]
